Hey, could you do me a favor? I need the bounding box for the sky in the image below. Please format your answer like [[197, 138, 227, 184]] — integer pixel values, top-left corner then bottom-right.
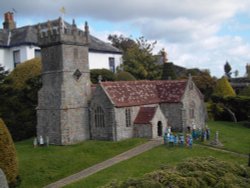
[[1, 0, 250, 78]]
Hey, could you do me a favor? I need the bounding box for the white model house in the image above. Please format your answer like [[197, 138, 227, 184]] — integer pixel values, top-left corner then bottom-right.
[[0, 12, 122, 72]]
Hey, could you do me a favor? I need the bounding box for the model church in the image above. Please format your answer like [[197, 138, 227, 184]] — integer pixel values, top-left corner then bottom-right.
[[36, 18, 206, 145]]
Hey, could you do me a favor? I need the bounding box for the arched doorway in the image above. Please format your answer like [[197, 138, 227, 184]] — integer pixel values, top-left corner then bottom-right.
[[157, 121, 163, 136]]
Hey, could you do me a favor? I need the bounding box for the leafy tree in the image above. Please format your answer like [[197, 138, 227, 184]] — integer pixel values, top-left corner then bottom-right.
[[192, 71, 216, 101], [108, 35, 161, 80], [0, 58, 42, 141], [0, 118, 19, 187], [90, 69, 115, 84], [224, 61, 232, 78], [161, 62, 176, 80], [115, 71, 136, 81], [214, 76, 236, 97]]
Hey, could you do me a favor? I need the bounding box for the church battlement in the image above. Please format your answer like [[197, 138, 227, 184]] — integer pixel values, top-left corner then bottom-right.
[[37, 17, 89, 47]]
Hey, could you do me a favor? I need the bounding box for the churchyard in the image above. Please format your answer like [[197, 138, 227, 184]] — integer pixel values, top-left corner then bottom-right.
[[15, 121, 250, 188]]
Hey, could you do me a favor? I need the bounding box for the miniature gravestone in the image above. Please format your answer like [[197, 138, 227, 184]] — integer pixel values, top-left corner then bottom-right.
[[210, 131, 223, 147], [0, 168, 9, 188]]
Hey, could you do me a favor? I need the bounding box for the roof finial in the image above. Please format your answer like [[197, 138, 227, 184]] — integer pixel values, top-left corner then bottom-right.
[[85, 21, 89, 33], [98, 75, 102, 83]]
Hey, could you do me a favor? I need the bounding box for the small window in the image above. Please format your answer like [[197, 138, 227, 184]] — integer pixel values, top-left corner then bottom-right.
[[95, 106, 105, 128], [189, 101, 195, 119], [125, 108, 131, 127], [109, 57, 115, 73], [13, 50, 20, 67], [35, 49, 41, 58]]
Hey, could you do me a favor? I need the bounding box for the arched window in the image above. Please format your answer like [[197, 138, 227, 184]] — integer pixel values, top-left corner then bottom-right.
[[125, 108, 131, 127], [189, 101, 195, 119], [95, 106, 105, 127]]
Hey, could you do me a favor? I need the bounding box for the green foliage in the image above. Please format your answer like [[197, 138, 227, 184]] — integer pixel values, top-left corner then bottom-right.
[[5, 58, 41, 89], [108, 35, 161, 80], [224, 61, 232, 78], [0, 64, 9, 82], [214, 76, 236, 97], [192, 71, 216, 101], [102, 157, 250, 188], [161, 62, 176, 80], [90, 69, 115, 84], [115, 71, 136, 81], [0, 58, 42, 141], [15, 138, 146, 188], [239, 86, 250, 96], [0, 118, 19, 187], [211, 95, 250, 121]]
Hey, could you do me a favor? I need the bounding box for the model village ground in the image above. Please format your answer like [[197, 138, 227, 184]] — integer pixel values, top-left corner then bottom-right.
[[0, 14, 250, 188]]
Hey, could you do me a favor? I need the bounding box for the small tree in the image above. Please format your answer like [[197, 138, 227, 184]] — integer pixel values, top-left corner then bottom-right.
[[224, 61, 232, 78], [214, 76, 236, 97], [0, 118, 19, 186], [161, 62, 176, 80]]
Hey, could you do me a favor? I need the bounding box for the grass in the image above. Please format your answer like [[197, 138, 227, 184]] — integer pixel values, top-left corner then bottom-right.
[[66, 145, 248, 188], [15, 138, 147, 188], [15, 121, 250, 188], [204, 121, 250, 154], [65, 121, 250, 188]]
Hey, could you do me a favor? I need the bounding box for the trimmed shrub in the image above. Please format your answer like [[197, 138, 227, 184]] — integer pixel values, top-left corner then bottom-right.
[[0, 118, 19, 187], [90, 69, 115, 84], [214, 76, 236, 97], [115, 71, 136, 81]]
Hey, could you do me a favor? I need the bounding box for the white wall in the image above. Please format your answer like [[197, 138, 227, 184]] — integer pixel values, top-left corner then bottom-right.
[[89, 52, 122, 72], [0, 48, 11, 71]]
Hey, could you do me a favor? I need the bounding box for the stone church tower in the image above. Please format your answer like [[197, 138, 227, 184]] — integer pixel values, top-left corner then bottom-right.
[[36, 18, 91, 145]]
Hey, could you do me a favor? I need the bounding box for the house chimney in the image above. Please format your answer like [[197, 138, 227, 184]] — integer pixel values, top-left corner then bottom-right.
[[3, 12, 16, 30]]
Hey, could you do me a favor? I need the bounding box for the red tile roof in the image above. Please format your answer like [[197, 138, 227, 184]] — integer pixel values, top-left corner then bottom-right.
[[101, 80, 187, 107], [134, 107, 157, 124]]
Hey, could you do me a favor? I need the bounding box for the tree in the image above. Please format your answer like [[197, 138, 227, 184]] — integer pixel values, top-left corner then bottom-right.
[[214, 76, 236, 97], [192, 71, 216, 101], [224, 61, 232, 78], [0, 58, 42, 141], [161, 62, 176, 80], [0, 118, 19, 187], [108, 35, 161, 80]]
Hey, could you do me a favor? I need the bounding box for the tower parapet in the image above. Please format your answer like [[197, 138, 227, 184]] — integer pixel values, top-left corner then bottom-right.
[[37, 17, 89, 47]]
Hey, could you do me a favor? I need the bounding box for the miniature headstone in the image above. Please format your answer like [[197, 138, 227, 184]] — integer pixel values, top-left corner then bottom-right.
[[0, 168, 9, 188], [39, 135, 44, 146], [33, 137, 38, 148], [210, 131, 223, 147]]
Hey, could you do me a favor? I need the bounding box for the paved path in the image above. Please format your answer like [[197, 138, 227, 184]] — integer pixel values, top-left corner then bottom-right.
[[44, 138, 163, 188]]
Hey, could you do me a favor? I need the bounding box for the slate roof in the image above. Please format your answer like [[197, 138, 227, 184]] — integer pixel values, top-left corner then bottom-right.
[[101, 80, 187, 107], [0, 19, 122, 54], [134, 107, 157, 124]]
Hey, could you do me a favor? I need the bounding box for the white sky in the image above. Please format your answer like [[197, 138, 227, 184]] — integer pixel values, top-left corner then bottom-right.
[[1, 0, 250, 77]]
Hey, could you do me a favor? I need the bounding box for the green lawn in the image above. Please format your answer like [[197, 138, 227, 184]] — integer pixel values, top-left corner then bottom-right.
[[65, 121, 250, 188], [15, 138, 147, 188], [15, 121, 250, 188], [204, 121, 250, 154]]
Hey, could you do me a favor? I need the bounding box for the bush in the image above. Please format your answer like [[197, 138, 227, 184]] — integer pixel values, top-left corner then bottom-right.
[[90, 69, 115, 84], [214, 76, 236, 97], [115, 71, 136, 81], [0, 118, 19, 187], [102, 157, 250, 188]]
